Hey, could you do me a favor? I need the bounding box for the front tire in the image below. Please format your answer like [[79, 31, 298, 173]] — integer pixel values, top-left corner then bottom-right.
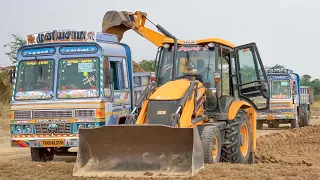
[[31, 148, 54, 162], [200, 125, 221, 164], [221, 111, 252, 164]]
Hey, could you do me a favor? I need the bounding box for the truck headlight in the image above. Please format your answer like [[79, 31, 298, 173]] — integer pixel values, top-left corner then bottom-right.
[[87, 124, 95, 128], [16, 126, 22, 133], [23, 125, 31, 133]]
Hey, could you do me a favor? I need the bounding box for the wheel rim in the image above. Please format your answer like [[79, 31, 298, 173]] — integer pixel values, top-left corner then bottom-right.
[[212, 137, 218, 159], [240, 123, 249, 156]]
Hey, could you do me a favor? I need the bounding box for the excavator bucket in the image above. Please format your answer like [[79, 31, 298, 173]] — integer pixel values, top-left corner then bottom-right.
[[73, 125, 204, 178], [102, 11, 136, 42]]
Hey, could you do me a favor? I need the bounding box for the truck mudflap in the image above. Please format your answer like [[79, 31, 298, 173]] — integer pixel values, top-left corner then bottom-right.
[[73, 125, 204, 178]]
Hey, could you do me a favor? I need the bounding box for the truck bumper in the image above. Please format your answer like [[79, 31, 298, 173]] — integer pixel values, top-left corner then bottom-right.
[[257, 114, 294, 121], [11, 137, 79, 148]]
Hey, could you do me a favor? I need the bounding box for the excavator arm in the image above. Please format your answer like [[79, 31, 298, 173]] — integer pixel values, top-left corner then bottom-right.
[[102, 11, 169, 47]]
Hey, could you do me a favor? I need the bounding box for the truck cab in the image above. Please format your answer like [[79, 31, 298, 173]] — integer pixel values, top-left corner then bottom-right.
[[8, 30, 149, 161], [256, 68, 313, 129]]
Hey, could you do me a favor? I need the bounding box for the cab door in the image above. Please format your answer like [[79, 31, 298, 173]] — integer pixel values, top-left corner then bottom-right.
[[232, 42, 270, 111]]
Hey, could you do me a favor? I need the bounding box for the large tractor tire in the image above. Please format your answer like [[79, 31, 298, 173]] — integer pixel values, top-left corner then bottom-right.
[[221, 111, 252, 164], [31, 148, 54, 162], [200, 125, 221, 164], [302, 110, 310, 126]]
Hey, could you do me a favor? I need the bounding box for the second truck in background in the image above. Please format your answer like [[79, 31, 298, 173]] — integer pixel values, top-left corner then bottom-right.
[[256, 68, 314, 129]]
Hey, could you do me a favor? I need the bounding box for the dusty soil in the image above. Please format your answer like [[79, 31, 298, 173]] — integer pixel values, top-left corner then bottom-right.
[[1, 107, 320, 179], [133, 61, 145, 72]]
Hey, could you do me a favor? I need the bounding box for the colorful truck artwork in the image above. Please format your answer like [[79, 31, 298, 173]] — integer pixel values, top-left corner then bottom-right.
[[8, 30, 150, 161], [256, 68, 314, 129]]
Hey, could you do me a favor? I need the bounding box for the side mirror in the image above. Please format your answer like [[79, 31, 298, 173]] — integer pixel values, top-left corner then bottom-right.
[[104, 68, 114, 85], [8, 69, 15, 84]]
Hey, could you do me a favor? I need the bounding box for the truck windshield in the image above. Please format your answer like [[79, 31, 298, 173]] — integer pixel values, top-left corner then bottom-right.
[[271, 79, 291, 99], [57, 58, 100, 99], [15, 60, 54, 100], [158, 45, 215, 86]]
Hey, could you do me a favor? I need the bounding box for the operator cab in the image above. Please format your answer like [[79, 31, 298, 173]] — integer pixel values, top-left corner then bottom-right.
[[155, 40, 270, 112]]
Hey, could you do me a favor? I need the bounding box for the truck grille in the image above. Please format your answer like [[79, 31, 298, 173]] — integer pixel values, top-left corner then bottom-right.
[[34, 123, 71, 134], [14, 111, 32, 119], [33, 110, 73, 118], [270, 103, 291, 107], [75, 109, 95, 117]]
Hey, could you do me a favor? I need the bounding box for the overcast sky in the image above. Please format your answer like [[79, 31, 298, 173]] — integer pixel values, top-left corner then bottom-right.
[[1, 0, 319, 78]]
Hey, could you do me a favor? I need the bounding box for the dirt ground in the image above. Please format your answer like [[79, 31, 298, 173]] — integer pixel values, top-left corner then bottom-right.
[[1, 104, 320, 180]]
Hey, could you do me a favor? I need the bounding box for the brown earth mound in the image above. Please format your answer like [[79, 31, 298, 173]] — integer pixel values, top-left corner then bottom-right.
[[255, 125, 320, 166], [133, 61, 145, 72]]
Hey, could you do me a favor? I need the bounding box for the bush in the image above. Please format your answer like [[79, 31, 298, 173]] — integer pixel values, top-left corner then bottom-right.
[[0, 70, 13, 104]]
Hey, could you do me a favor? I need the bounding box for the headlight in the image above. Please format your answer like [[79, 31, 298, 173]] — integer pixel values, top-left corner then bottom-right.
[[16, 126, 22, 133], [87, 124, 95, 128], [23, 125, 31, 133], [207, 42, 215, 48], [78, 124, 85, 129]]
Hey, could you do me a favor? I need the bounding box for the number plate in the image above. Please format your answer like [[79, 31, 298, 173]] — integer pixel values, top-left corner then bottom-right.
[[267, 115, 275, 120], [41, 140, 64, 147]]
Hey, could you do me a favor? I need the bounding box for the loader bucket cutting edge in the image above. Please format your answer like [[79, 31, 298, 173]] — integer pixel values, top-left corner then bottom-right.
[[102, 11, 135, 42], [73, 125, 204, 178]]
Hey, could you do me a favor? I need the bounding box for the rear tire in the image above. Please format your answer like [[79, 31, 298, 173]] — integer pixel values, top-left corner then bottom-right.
[[256, 121, 263, 130], [31, 148, 54, 162], [200, 125, 221, 164], [221, 111, 252, 164], [268, 122, 279, 128], [302, 111, 310, 126]]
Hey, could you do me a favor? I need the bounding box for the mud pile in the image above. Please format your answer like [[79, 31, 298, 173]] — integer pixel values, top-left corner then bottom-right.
[[133, 61, 145, 72], [255, 125, 320, 166]]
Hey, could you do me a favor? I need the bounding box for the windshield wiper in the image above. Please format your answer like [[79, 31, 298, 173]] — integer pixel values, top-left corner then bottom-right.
[[35, 56, 43, 78]]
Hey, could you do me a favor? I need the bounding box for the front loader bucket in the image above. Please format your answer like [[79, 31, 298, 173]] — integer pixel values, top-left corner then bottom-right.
[[102, 11, 135, 42], [73, 125, 204, 178]]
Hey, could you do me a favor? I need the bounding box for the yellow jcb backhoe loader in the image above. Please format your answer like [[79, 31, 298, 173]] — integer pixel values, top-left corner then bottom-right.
[[73, 10, 270, 178]]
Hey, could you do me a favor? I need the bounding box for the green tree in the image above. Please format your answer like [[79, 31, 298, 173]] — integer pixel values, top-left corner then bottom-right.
[[301, 74, 312, 86], [139, 59, 156, 72], [310, 79, 320, 95], [3, 34, 27, 65]]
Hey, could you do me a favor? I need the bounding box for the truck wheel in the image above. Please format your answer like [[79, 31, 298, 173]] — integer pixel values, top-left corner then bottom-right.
[[256, 121, 263, 130], [273, 123, 279, 128], [268, 123, 279, 128], [200, 125, 221, 164], [302, 111, 310, 126], [291, 116, 299, 128], [221, 111, 252, 164], [31, 148, 54, 162]]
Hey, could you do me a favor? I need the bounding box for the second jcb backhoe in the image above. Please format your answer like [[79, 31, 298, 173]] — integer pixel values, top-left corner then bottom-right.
[[73, 10, 270, 178]]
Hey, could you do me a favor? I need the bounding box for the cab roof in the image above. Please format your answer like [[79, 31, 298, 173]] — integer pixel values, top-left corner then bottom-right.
[[162, 38, 236, 48]]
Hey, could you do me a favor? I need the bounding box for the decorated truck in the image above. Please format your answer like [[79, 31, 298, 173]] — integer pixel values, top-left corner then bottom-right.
[[256, 68, 313, 129], [8, 30, 150, 161]]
